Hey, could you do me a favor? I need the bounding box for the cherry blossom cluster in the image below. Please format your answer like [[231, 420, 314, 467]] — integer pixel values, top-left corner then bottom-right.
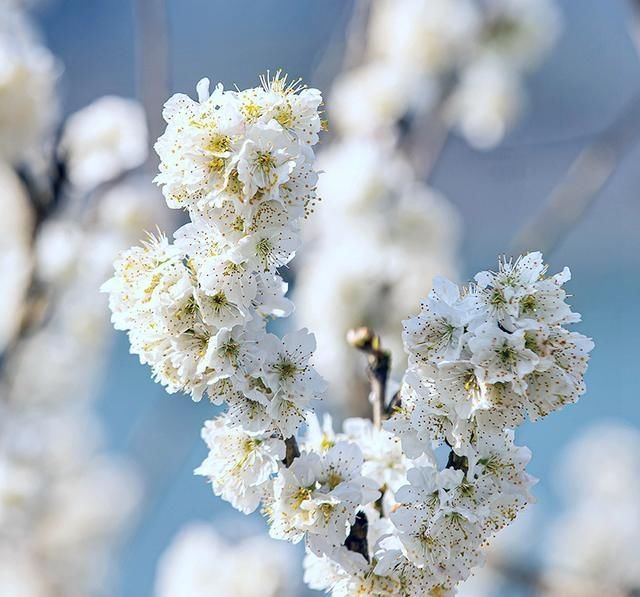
[[303, 253, 592, 595], [394, 252, 593, 455], [105, 75, 593, 596], [104, 73, 326, 441]]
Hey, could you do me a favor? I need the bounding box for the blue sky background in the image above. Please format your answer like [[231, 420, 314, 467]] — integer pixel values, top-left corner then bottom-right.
[[33, 1, 640, 595]]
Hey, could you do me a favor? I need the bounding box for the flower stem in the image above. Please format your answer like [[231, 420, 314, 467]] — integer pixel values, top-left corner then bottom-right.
[[347, 327, 391, 429]]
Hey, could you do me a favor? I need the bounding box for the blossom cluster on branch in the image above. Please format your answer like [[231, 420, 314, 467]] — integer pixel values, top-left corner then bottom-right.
[[104, 73, 325, 431], [105, 74, 593, 596]]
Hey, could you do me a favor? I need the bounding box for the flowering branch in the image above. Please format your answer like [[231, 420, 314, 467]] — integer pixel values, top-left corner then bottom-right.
[[105, 72, 594, 597]]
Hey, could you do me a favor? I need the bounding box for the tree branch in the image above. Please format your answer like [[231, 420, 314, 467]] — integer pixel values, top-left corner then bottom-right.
[[283, 436, 300, 467], [510, 6, 640, 257], [347, 327, 391, 428], [133, 0, 170, 167], [344, 510, 369, 562]]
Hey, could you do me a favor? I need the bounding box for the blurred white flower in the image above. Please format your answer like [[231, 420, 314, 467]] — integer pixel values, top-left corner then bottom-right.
[[343, 0, 562, 148], [329, 63, 429, 136], [0, 408, 140, 597], [478, 0, 561, 70], [446, 58, 523, 149], [0, 547, 47, 597], [543, 422, 640, 596], [155, 523, 295, 597], [94, 175, 173, 237], [61, 96, 148, 191], [368, 0, 480, 75], [35, 219, 83, 283], [0, 5, 59, 165], [0, 162, 33, 352]]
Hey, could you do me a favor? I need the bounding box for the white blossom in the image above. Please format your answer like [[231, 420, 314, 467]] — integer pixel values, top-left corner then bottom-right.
[[268, 442, 379, 555], [156, 523, 295, 597], [60, 96, 148, 190], [103, 69, 594, 597], [0, 4, 59, 165], [542, 423, 640, 596], [195, 415, 285, 514], [0, 163, 33, 352]]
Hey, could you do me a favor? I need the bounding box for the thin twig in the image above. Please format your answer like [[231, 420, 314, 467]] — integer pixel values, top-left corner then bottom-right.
[[386, 390, 401, 415], [511, 5, 640, 257], [133, 0, 170, 167], [347, 327, 391, 428], [341, 0, 372, 71], [510, 92, 640, 256]]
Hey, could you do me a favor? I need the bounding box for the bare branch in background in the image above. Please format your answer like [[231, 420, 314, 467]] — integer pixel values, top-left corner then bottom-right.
[[629, 0, 640, 56], [341, 0, 371, 70], [510, 92, 640, 256], [511, 5, 640, 257], [133, 0, 170, 167]]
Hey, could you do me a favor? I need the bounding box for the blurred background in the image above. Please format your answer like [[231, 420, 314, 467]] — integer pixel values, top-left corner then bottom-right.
[[1, 0, 639, 595]]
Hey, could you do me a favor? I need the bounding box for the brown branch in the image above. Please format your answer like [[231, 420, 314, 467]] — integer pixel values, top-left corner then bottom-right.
[[347, 327, 391, 428], [446, 449, 468, 472], [344, 510, 369, 562], [386, 390, 401, 415], [283, 436, 300, 467]]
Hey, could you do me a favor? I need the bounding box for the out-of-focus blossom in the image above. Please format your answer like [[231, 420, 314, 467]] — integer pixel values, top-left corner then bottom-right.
[[60, 96, 148, 191], [0, 408, 140, 597], [0, 4, 167, 597], [35, 219, 83, 283], [329, 63, 429, 137], [0, 547, 48, 597], [368, 0, 480, 75], [478, 0, 561, 70], [155, 523, 295, 597], [330, 0, 561, 147], [543, 422, 640, 596], [95, 175, 174, 237], [0, 162, 33, 352], [446, 58, 524, 149], [295, 139, 460, 413], [0, 5, 58, 166]]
